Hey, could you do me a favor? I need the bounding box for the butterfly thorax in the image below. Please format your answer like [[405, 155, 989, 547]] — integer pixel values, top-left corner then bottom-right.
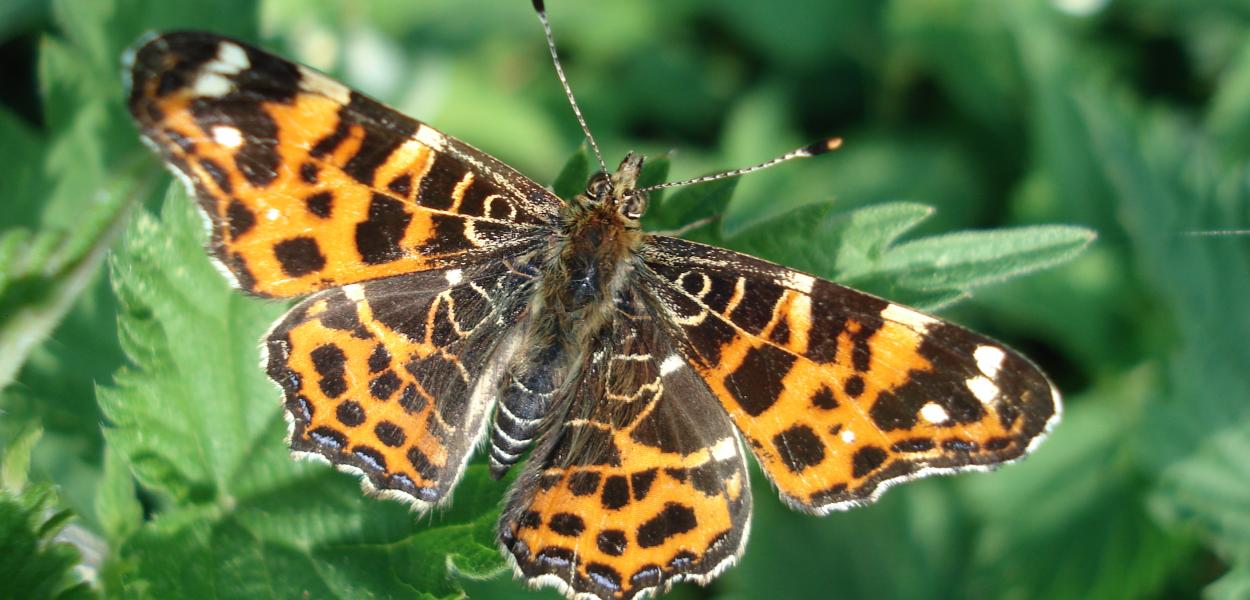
[[487, 155, 650, 478]]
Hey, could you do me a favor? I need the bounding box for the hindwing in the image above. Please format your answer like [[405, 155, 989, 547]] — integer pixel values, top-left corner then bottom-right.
[[265, 254, 540, 506], [640, 235, 1060, 513], [127, 32, 559, 297], [499, 289, 751, 600]]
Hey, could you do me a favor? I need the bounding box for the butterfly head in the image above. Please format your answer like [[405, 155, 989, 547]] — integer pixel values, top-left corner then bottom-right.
[[583, 152, 649, 223]]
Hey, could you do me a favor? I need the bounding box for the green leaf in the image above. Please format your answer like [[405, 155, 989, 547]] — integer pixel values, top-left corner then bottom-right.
[[644, 177, 737, 244], [100, 188, 507, 598], [2, 425, 43, 494], [729, 201, 1092, 311], [961, 384, 1195, 600], [731, 201, 933, 281], [94, 445, 141, 542], [0, 433, 92, 600], [552, 145, 591, 201], [0, 485, 93, 600], [873, 225, 1096, 291], [1207, 565, 1250, 600]]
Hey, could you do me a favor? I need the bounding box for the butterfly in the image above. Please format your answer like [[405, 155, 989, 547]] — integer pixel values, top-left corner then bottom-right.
[[125, 4, 1060, 599]]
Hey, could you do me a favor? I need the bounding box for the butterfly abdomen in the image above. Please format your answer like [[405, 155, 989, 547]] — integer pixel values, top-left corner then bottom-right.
[[487, 204, 640, 478]]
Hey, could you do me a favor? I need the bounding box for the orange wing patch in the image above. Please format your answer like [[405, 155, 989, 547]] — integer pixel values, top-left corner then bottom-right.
[[265, 260, 535, 505], [500, 298, 751, 600], [127, 33, 555, 297], [642, 236, 1060, 512]]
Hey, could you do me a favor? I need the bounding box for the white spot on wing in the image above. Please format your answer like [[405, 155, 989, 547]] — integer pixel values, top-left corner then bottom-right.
[[710, 437, 736, 461], [211, 125, 243, 148], [881, 303, 938, 333], [974, 345, 1006, 378], [192, 73, 233, 97], [659, 354, 684, 376], [343, 284, 365, 302], [415, 124, 446, 150], [210, 42, 250, 74], [784, 271, 815, 294], [840, 429, 856, 444], [445, 269, 463, 286], [265, 208, 280, 221], [966, 375, 1000, 404], [920, 402, 949, 424], [298, 65, 351, 104]]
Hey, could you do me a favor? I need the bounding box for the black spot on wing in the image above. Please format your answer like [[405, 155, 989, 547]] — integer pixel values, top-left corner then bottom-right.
[[387, 173, 412, 197], [374, 421, 405, 447], [601, 475, 629, 510], [636, 503, 697, 548], [398, 383, 425, 413], [370, 371, 401, 400], [335, 400, 365, 427], [310, 343, 347, 398], [273, 236, 326, 277], [367, 344, 391, 373], [597, 530, 627, 556], [724, 344, 795, 417], [356, 193, 412, 264], [568, 471, 600, 496], [225, 199, 253, 238], [851, 445, 888, 479], [773, 424, 826, 473], [305, 191, 333, 218], [630, 468, 658, 500], [548, 513, 585, 537], [406, 446, 438, 480]]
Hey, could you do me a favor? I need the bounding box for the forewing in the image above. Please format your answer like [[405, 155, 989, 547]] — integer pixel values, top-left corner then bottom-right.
[[641, 235, 1060, 513], [500, 290, 751, 600], [127, 31, 559, 297], [265, 253, 540, 506]]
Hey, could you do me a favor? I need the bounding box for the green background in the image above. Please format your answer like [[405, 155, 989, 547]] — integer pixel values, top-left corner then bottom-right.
[[1, 0, 1248, 598]]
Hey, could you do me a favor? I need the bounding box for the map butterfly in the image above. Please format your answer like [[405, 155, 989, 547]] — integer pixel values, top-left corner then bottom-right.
[[125, 3, 1060, 598]]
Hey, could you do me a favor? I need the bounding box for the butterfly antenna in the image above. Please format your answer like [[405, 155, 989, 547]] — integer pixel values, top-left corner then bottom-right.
[[533, 0, 608, 173], [1179, 229, 1250, 237], [638, 137, 843, 193]]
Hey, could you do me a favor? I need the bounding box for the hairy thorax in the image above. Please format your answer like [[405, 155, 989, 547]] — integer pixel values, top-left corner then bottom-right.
[[488, 181, 647, 477]]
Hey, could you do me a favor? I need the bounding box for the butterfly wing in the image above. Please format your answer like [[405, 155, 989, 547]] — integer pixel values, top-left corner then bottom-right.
[[127, 31, 560, 298], [499, 289, 751, 600], [266, 254, 540, 507], [640, 235, 1060, 513]]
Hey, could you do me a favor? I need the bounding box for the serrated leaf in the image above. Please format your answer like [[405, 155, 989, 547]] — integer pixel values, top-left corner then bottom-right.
[[875, 225, 1095, 291], [0, 484, 93, 600], [100, 189, 506, 599], [731, 201, 933, 281], [2, 425, 42, 494], [94, 445, 141, 542]]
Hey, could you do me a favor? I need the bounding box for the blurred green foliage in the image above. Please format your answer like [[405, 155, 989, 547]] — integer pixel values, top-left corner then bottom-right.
[[0, 0, 1246, 598]]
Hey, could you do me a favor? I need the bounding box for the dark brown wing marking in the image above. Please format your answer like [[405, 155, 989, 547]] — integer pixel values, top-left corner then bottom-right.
[[266, 254, 540, 506], [127, 32, 559, 297], [499, 290, 751, 600], [641, 235, 1059, 513]]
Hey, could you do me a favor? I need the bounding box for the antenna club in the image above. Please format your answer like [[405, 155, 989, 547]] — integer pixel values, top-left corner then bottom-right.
[[803, 137, 843, 156], [532, 0, 546, 14]]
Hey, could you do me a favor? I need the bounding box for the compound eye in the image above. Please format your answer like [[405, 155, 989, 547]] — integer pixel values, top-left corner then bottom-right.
[[621, 191, 648, 220], [586, 172, 612, 198]]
